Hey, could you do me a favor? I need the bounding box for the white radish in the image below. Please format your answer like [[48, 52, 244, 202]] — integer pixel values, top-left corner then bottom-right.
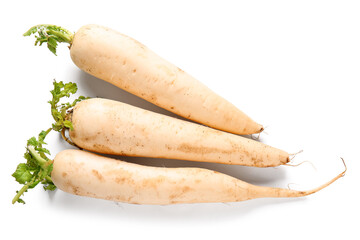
[[24, 24, 263, 135], [52, 149, 346, 204], [69, 98, 288, 167]]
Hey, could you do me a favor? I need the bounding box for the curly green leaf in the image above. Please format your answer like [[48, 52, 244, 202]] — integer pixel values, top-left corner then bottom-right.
[[12, 80, 89, 204], [23, 24, 74, 55], [12, 133, 54, 204]]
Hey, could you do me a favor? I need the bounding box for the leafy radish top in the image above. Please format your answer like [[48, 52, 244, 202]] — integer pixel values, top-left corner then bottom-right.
[[12, 81, 87, 204], [23, 25, 74, 55]]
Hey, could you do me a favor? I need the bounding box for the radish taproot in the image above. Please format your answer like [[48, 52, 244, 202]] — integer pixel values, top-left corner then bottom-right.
[[47, 81, 287, 167], [52, 149, 346, 204], [23, 24, 263, 135], [12, 133, 346, 205], [69, 98, 288, 167], [18, 148, 345, 205]]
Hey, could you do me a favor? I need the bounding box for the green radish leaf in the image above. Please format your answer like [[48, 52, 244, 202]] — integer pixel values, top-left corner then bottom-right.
[[63, 120, 73, 130], [43, 182, 56, 191], [23, 24, 74, 55], [48, 80, 87, 133], [27, 137, 38, 147], [16, 198, 26, 204], [12, 164, 32, 184], [48, 44, 57, 55], [36, 147, 51, 155], [23, 26, 38, 36], [38, 130, 48, 144]]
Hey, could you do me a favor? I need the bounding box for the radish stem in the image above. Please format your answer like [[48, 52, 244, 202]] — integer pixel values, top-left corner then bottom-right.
[[12, 184, 31, 204], [23, 24, 74, 55]]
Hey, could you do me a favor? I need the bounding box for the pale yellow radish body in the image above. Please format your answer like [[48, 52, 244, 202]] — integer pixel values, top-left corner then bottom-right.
[[69, 24, 262, 135], [69, 98, 288, 167], [52, 149, 345, 204]]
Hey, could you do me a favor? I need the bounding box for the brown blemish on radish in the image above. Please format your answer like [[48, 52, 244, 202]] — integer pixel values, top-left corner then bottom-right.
[[251, 156, 264, 167], [110, 169, 134, 184], [169, 186, 192, 200], [69, 130, 76, 139], [141, 175, 166, 189], [182, 186, 191, 193], [92, 169, 104, 182], [149, 94, 157, 102], [115, 177, 127, 184], [65, 180, 80, 195], [177, 143, 231, 155], [92, 143, 113, 154]]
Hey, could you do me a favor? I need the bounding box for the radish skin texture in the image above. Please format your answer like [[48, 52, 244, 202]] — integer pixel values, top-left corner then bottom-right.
[[52, 150, 344, 204], [69, 98, 289, 167], [70, 24, 263, 135]]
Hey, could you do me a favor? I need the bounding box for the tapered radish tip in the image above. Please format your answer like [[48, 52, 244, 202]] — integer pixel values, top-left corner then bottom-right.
[[340, 157, 347, 176]]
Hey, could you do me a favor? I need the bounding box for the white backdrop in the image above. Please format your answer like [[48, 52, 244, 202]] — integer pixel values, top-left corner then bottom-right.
[[1, 1, 358, 239]]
